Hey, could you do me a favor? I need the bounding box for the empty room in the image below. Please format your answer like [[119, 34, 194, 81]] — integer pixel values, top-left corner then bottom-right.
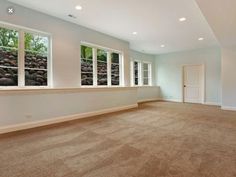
[[0, 0, 236, 177]]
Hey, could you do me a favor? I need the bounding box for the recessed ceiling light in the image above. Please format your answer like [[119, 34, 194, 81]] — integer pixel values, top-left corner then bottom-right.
[[161, 45, 165, 48], [132, 32, 138, 35], [198, 37, 204, 41], [75, 5, 82, 10], [179, 17, 187, 22]]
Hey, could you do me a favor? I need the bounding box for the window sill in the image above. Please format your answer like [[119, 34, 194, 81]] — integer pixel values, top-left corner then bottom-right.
[[0, 86, 137, 95], [131, 85, 159, 88]]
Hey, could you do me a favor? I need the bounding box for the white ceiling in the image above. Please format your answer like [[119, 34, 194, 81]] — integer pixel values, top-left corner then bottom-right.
[[195, 0, 236, 47], [9, 0, 219, 54]]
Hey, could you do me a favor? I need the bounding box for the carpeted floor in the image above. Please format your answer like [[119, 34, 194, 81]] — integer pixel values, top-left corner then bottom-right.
[[0, 101, 236, 177]]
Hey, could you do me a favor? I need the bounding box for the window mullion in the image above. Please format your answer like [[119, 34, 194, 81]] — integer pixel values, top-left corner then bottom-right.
[[107, 52, 111, 86], [93, 48, 97, 86], [18, 30, 25, 87], [48, 37, 53, 87], [149, 63, 152, 86], [139, 61, 142, 86], [119, 54, 123, 86], [130, 61, 134, 86]]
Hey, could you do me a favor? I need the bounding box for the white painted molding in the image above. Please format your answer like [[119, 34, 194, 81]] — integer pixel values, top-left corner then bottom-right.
[[136, 86, 160, 88], [138, 98, 160, 103], [204, 102, 221, 106], [221, 106, 236, 111], [161, 99, 221, 106], [0, 104, 138, 135], [160, 98, 183, 103], [0, 87, 137, 95]]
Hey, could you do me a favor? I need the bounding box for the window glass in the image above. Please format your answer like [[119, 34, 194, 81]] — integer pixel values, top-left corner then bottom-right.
[[111, 52, 120, 86], [143, 63, 151, 86], [97, 49, 107, 86], [24, 33, 49, 86], [0, 27, 18, 86], [134, 61, 139, 85], [80, 45, 122, 87], [81, 45, 93, 85]]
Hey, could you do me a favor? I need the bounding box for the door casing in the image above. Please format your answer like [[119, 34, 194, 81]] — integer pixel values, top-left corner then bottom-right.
[[182, 64, 205, 104]]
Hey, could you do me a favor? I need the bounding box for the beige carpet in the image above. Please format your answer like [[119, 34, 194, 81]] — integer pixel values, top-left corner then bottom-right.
[[0, 101, 236, 177]]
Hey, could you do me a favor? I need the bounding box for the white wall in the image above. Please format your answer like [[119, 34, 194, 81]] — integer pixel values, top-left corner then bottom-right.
[[130, 50, 156, 85], [0, 0, 131, 87], [0, 86, 162, 130], [221, 45, 236, 109], [156, 47, 221, 105], [137, 87, 160, 102], [0, 88, 138, 133], [0, 0, 160, 133], [195, 0, 236, 110]]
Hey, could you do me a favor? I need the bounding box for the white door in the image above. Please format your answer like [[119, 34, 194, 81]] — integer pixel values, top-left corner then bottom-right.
[[183, 65, 204, 103]]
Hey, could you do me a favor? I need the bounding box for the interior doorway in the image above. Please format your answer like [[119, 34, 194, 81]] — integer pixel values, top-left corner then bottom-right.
[[183, 65, 205, 104]]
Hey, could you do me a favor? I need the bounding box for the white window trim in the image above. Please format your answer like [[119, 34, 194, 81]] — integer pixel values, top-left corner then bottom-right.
[[80, 42, 124, 87], [131, 60, 153, 87], [0, 21, 52, 88], [143, 61, 152, 86], [131, 60, 142, 86]]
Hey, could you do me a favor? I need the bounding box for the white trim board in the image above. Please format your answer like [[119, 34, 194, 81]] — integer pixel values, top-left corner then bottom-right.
[[150, 99, 221, 106], [221, 106, 236, 111], [160, 98, 183, 103], [138, 98, 160, 103], [0, 104, 138, 135], [204, 102, 221, 106]]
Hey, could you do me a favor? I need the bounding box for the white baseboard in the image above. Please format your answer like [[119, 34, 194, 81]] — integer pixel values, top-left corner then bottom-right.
[[221, 106, 236, 111], [138, 98, 160, 103], [204, 102, 221, 106], [160, 98, 182, 103], [0, 104, 138, 135]]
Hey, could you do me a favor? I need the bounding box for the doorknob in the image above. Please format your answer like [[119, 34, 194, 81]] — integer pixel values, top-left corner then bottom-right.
[[184, 85, 186, 87]]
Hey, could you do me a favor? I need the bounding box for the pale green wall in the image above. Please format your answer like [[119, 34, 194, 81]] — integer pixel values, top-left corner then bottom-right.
[[221, 45, 236, 109], [156, 47, 221, 104]]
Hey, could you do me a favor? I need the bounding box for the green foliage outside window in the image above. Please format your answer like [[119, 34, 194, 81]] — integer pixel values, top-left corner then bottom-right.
[[0, 26, 49, 86], [81, 45, 93, 59], [25, 33, 48, 53], [0, 27, 18, 48], [0, 27, 48, 53]]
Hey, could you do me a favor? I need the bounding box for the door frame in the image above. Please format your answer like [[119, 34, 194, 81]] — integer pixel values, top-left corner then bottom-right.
[[181, 64, 205, 104]]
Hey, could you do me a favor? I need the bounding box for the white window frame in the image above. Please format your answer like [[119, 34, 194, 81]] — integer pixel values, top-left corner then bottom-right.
[[131, 60, 142, 86], [0, 21, 52, 88], [80, 42, 124, 87], [131, 60, 152, 86], [143, 62, 152, 86]]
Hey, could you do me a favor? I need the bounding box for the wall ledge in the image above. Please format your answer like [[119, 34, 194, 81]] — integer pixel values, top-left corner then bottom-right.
[[0, 86, 137, 95], [133, 86, 160, 88]]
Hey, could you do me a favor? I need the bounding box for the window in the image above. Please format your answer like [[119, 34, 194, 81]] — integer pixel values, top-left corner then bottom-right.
[[24, 33, 49, 86], [131, 60, 152, 86], [81, 45, 93, 85], [97, 49, 108, 86], [111, 53, 120, 86], [0, 24, 50, 87], [81, 44, 122, 87], [143, 62, 152, 86], [0, 27, 19, 86], [132, 61, 141, 86]]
